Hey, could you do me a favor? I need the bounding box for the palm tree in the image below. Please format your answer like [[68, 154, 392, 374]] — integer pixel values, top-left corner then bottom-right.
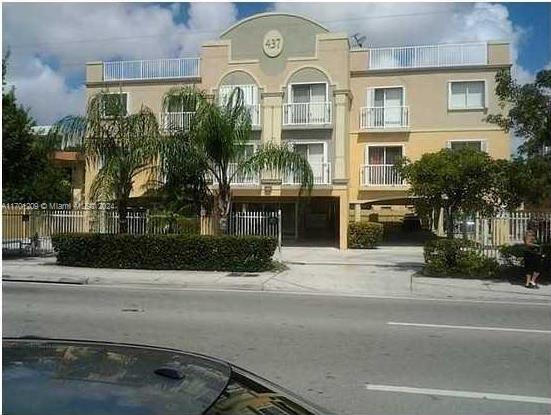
[[159, 86, 313, 232], [50, 91, 160, 233]]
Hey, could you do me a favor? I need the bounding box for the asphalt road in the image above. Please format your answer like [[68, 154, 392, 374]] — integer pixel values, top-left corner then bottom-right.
[[3, 282, 551, 415]]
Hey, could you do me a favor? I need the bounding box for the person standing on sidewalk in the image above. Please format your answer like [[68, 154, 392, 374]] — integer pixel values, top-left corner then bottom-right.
[[523, 224, 542, 289]]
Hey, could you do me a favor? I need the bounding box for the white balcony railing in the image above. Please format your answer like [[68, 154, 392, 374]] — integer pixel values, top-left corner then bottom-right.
[[245, 104, 260, 126], [160, 112, 195, 131], [360, 106, 409, 129], [103, 58, 200, 81], [368, 42, 487, 70], [361, 164, 405, 186], [283, 162, 331, 185], [228, 163, 260, 186], [283, 102, 332, 126]]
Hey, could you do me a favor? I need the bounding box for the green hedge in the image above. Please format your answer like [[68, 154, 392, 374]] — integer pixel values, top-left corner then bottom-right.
[[52, 233, 277, 272], [348, 222, 384, 249], [424, 238, 499, 278]]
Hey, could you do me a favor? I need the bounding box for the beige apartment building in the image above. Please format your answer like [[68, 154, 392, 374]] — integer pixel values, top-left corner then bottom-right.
[[80, 12, 511, 249]]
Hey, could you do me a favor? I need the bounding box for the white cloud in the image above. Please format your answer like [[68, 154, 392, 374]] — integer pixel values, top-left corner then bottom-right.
[[2, 2, 543, 124], [8, 59, 86, 125], [273, 2, 534, 84], [3, 2, 238, 123]]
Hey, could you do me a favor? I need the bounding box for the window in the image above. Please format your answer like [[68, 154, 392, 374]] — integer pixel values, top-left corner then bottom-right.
[[286, 142, 329, 184], [288, 83, 329, 124], [367, 146, 403, 165], [447, 140, 486, 152], [102, 93, 128, 117], [367, 87, 406, 127], [219, 85, 259, 124], [166, 96, 196, 113], [290, 83, 327, 104], [449, 81, 485, 109], [219, 85, 258, 107]]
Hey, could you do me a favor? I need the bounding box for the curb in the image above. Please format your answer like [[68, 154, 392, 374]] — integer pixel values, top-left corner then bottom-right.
[[2, 275, 88, 285]]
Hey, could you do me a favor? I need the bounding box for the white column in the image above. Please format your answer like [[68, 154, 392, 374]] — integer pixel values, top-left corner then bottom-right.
[[333, 90, 351, 184]]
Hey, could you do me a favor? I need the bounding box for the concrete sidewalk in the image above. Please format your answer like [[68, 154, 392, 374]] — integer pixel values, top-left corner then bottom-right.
[[3, 246, 550, 303]]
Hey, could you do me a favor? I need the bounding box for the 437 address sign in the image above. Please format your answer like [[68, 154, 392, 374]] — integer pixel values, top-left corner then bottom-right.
[[263, 30, 284, 58]]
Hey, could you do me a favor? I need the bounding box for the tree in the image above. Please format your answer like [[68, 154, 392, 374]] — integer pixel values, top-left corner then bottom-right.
[[487, 68, 551, 156], [397, 148, 521, 238], [2, 53, 71, 203], [158, 86, 313, 231], [486, 68, 551, 204], [51, 91, 160, 233]]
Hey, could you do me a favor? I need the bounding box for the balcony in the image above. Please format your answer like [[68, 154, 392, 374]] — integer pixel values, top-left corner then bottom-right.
[[228, 163, 260, 186], [368, 42, 487, 70], [283, 162, 331, 185], [361, 164, 405, 187], [103, 58, 200, 81], [283, 102, 332, 126], [360, 106, 409, 129], [160, 112, 194, 131]]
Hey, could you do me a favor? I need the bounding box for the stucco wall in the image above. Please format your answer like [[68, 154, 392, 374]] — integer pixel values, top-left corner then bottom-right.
[[349, 68, 503, 132]]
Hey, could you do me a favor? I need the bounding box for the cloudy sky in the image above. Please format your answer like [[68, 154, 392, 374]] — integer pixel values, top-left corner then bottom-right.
[[2, 2, 550, 125]]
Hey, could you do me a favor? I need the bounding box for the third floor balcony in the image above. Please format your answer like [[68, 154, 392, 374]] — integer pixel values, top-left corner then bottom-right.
[[360, 106, 409, 129], [283, 102, 332, 126]]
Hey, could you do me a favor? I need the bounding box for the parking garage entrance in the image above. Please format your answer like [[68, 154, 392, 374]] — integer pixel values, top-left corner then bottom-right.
[[232, 197, 339, 247]]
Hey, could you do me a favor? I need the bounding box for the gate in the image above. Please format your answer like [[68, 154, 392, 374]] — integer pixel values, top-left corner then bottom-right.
[[227, 209, 282, 253]]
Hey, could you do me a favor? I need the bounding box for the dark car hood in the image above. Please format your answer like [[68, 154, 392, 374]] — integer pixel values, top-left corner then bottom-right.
[[3, 338, 231, 415]]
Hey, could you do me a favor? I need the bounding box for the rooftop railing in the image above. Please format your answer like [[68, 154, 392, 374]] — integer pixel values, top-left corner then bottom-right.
[[103, 58, 200, 81], [367, 42, 487, 70]]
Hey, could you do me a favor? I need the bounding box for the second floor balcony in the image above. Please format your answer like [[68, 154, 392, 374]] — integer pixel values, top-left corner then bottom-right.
[[228, 163, 260, 186], [160, 112, 194, 132], [283, 102, 332, 126], [361, 164, 405, 187], [360, 106, 409, 129], [283, 162, 332, 185]]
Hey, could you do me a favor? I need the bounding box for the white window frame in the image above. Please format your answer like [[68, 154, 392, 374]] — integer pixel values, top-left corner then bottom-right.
[[101, 91, 130, 117], [287, 82, 329, 104], [364, 143, 406, 165], [286, 140, 328, 163], [448, 79, 487, 110], [366, 85, 406, 108], [445, 138, 488, 152], [218, 84, 259, 106]]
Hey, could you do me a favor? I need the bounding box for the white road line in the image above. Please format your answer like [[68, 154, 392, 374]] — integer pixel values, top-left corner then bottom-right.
[[388, 321, 551, 334], [365, 384, 551, 404]]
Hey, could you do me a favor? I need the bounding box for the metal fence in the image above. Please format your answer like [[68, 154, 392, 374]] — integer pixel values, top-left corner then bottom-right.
[[3, 208, 281, 256], [368, 42, 487, 70], [2, 208, 200, 256], [455, 212, 551, 259], [103, 58, 200, 81], [201, 210, 282, 253]]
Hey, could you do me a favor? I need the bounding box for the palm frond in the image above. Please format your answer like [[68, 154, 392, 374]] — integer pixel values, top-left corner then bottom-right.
[[49, 115, 87, 150]]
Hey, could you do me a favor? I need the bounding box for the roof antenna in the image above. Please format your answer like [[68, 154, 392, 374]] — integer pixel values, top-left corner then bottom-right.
[[352, 33, 366, 48]]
